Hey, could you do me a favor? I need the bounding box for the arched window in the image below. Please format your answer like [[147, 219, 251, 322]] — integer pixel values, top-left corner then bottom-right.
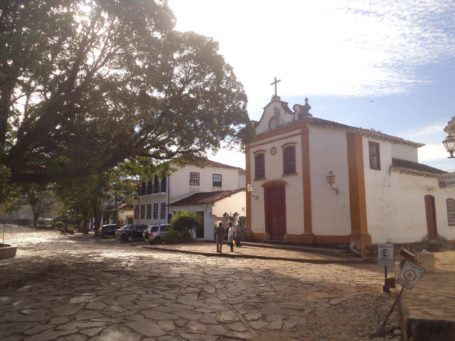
[[283, 145, 296, 175], [254, 153, 265, 179], [447, 198, 455, 226]]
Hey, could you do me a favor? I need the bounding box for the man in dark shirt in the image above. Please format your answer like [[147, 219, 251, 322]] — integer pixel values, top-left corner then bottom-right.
[[215, 222, 225, 253]]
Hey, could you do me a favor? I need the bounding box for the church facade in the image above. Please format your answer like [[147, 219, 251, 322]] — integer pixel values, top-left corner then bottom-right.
[[246, 96, 455, 255]]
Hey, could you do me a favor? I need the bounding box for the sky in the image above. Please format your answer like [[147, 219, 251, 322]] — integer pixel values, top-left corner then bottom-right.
[[168, 0, 455, 171]]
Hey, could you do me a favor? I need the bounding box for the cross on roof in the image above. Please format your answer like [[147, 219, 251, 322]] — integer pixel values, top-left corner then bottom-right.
[[271, 77, 281, 97]]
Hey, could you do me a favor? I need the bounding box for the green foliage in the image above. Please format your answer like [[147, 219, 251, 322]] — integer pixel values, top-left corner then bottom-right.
[[54, 173, 109, 230], [170, 211, 202, 233], [0, 164, 18, 213], [0, 0, 252, 193], [54, 221, 65, 231], [161, 228, 192, 244], [18, 184, 60, 227]]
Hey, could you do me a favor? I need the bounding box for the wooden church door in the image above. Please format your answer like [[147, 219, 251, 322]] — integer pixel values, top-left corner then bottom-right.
[[265, 185, 286, 240]]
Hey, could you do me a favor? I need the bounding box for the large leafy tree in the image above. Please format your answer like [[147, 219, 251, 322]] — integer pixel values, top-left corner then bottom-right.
[[20, 184, 59, 228], [0, 0, 251, 190]]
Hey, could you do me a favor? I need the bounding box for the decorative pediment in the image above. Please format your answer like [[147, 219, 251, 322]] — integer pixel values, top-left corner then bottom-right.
[[255, 96, 312, 135]]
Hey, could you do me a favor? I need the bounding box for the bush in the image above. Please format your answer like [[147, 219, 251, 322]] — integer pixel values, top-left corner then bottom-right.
[[170, 211, 202, 234], [162, 228, 192, 244], [54, 221, 65, 231], [54, 221, 74, 234]]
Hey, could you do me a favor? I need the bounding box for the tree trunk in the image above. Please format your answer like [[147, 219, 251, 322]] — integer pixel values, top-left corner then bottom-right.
[[31, 207, 40, 228]]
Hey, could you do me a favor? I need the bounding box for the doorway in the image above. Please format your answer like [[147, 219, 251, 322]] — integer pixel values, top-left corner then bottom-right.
[[424, 195, 438, 239], [196, 211, 204, 238], [264, 185, 286, 240]]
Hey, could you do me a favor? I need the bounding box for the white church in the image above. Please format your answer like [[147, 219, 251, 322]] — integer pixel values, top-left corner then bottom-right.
[[245, 95, 455, 256]]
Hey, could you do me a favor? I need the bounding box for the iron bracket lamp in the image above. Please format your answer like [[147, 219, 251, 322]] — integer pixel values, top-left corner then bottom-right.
[[326, 171, 340, 194], [442, 134, 455, 158], [246, 183, 259, 200]]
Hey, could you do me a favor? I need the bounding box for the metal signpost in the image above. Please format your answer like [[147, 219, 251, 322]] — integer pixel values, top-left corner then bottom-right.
[[396, 260, 425, 289], [373, 260, 426, 337], [378, 243, 394, 293]]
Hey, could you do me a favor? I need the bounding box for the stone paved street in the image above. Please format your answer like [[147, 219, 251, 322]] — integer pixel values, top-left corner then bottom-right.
[[0, 228, 401, 340]]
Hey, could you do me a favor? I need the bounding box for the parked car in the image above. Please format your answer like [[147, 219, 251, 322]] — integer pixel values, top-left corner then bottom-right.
[[116, 224, 147, 242], [143, 223, 170, 243], [100, 224, 119, 237]]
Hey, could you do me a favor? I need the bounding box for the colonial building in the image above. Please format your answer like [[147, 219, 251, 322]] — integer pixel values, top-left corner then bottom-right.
[[135, 160, 246, 239], [246, 95, 455, 255]]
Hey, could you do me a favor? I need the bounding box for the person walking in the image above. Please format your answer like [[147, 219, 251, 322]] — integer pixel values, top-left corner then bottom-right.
[[234, 223, 242, 247], [227, 222, 235, 252], [215, 222, 225, 253]]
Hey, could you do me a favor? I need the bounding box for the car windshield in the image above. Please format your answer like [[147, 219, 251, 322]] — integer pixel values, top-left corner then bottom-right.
[[151, 226, 159, 232]]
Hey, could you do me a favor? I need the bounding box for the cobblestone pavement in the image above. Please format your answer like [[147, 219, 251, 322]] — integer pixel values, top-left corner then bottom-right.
[[0, 228, 401, 340], [144, 242, 366, 264]]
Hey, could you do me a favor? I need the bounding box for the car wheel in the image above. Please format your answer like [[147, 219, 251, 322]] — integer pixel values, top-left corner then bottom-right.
[[127, 235, 133, 242]]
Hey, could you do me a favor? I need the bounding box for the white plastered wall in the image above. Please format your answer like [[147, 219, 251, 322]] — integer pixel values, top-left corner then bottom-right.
[[367, 171, 455, 243], [249, 130, 304, 235], [391, 143, 418, 162], [363, 137, 455, 243], [308, 126, 351, 236], [135, 193, 168, 225], [212, 191, 246, 218], [170, 165, 243, 200]]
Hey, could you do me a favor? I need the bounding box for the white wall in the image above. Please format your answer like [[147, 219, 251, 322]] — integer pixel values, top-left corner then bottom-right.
[[367, 171, 455, 243], [249, 129, 304, 234], [391, 143, 419, 162], [309, 127, 351, 236], [135, 192, 168, 225], [170, 164, 243, 200], [238, 171, 246, 188], [212, 190, 246, 218], [364, 136, 455, 243]]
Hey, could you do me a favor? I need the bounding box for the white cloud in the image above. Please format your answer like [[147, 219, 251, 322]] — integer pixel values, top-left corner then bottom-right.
[[398, 122, 452, 167], [209, 149, 245, 169], [400, 123, 446, 142], [419, 143, 448, 162], [168, 0, 455, 113]]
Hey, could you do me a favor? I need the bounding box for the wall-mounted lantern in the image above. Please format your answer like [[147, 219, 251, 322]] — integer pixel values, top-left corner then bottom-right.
[[246, 183, 259, 200], [326, 171, 340, 194], [442, 134, 455, 158]]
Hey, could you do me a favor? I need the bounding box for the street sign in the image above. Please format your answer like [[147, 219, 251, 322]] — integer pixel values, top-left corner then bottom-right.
[[396, 261, 425, 289], [378, 243, 394, 267]]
